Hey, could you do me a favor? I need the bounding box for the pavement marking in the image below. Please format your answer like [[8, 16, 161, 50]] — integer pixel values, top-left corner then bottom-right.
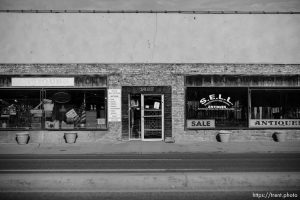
[[0, 168, 213, 173], [0, 158, 185, 161]]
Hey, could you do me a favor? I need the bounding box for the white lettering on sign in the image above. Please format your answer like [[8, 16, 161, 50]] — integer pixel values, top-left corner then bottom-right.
[[12, 77, 74, 87], [187, 119, 215, 129], [108, 89, 121, 122], [140, 87, 154, 92], [200, 94, 233, 107], [249, 119, 300, 128]]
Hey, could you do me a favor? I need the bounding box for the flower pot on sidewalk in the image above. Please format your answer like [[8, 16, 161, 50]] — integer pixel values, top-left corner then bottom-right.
[[218, 130, 232, 143], [274, 132, 287, 142], [16, 132, 30, 145], [64, 132, 78, 143]]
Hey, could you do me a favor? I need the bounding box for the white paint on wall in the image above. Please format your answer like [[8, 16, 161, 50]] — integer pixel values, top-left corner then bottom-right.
[[0, 13, 299, 63]]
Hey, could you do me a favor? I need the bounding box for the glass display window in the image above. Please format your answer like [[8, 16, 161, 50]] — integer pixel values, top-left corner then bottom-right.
[[251, 89, 300, 119], [249, 89, 300, 128], [186, 87, 248, 129], [0, 89, 40, 129], [0, 88, 107, 130], [44, 89, 107, 130]]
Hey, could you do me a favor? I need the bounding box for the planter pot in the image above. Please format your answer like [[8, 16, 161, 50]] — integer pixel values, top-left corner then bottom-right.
[[64, 132, 78, 143], [16, 132, 30, 145], [164, 137, 175, 143], [2, 122, 7, 128], [274, 132, 287, 142], [218, 131, 232, 143]]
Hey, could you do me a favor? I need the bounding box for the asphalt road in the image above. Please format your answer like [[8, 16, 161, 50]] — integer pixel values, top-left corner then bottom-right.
[[0, 153, 299, 172], [1, 153, 300, 200]]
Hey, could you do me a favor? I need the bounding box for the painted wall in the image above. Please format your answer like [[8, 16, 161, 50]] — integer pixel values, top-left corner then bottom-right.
[[0, 13, 299, 64]]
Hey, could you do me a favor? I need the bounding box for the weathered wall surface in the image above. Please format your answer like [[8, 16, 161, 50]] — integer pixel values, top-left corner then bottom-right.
[[0, 13, 300, 64]]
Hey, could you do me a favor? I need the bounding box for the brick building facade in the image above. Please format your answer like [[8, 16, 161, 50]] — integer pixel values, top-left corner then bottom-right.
[[0, 63, 299, 143]]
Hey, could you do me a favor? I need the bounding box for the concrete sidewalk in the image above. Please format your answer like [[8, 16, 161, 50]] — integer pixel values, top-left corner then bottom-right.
[[1, 140, 300, 154]]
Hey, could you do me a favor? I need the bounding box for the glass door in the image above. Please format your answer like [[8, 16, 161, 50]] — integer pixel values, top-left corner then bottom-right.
[[141, 94, 164, 141]]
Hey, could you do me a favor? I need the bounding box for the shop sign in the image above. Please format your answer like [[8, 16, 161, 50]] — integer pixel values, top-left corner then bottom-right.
[[187, 119, 215, 129], [12, 77, 74, 87], [200, 94, 233, 109], [249, 119, 300, 128], [108, 89, 121, 122]]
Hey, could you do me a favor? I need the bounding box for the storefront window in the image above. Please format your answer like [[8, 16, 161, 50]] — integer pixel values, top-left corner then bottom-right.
[[249, 89, 300, 128], [0, 89, 107, 130], [186, 87, 248, 129], [0, 89, 40, 129]]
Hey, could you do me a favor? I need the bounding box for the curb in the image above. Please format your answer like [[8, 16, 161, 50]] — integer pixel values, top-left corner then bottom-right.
[[1, 141, 300, 154], [1, 172, 299, 192]]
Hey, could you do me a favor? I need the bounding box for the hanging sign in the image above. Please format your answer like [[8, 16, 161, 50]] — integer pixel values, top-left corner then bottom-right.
[[199, 94, 233, 109], [249, 119, 300, 128], [52, 92, 71, 103], [187, 119, 215, 129], [108, 89, 121, 122], [12, 77, 74, 87]]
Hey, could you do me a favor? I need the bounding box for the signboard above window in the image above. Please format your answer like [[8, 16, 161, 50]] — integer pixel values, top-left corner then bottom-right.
[[0, 76, 107, 88], [12, 77, 75, 87], [186, 75, 300, 87]]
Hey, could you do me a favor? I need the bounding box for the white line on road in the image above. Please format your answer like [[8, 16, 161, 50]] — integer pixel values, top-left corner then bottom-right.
[[0, 158, 184, 161], [0, 168, 213, 172]]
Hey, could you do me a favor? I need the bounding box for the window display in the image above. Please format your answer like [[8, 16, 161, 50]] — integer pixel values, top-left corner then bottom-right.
[[0, 89, 107, 130], [251, 89, 300, 119], [0, 89, 40, 129], [186, 87, 248, 128], [249, 89, 300, 128], [186, 87, 300, 129]]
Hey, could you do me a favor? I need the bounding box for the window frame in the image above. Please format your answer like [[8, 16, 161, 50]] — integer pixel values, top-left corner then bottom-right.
[[185, 86, 300, 130], [185, 86, 249, 130], [248, 87, 300, 129], [0, 87, 108, 131]]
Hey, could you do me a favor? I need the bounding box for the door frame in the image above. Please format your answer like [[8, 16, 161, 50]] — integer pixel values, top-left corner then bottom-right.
[[141, 94, 164, 141]]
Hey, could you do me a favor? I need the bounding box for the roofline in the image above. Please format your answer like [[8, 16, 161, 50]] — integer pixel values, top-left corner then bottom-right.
[[0, 10, 299, 14]]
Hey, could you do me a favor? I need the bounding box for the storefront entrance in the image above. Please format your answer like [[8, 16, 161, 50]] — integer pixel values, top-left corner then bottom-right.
[[129, 94, 164, 141], [122, 86, 171, 141]]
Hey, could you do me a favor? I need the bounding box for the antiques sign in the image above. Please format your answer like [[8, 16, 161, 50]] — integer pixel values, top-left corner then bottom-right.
[[249, 119, 300, 128], [108, 89, 121, 122], [187, 119, 215, 129], [12, 77, 74, 87]]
